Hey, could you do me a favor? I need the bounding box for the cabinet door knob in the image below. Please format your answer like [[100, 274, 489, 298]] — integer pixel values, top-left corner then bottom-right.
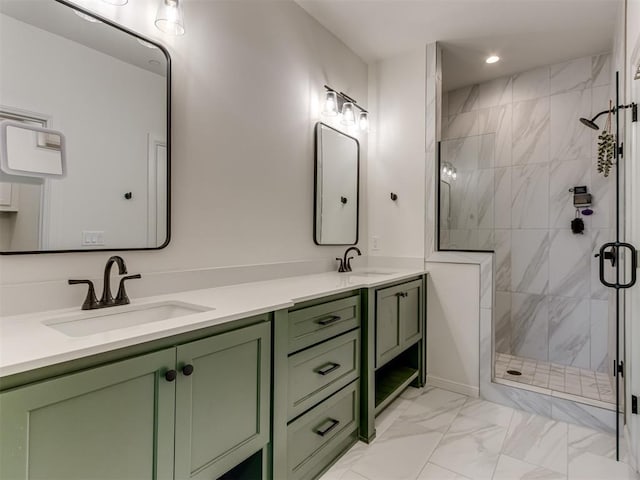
[[182, 364, 194, 376], [165, 369, 177, 382]]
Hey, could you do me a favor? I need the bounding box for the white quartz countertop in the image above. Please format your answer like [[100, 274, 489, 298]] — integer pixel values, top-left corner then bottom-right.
[[0, 268, 426, 378]]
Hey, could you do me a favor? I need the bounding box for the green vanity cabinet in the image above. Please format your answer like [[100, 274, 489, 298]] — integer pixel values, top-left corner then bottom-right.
[[360, 275, 427, 443], [0, 320, 271, 480], [375, 279, 423, 369], [174, 322, 271, 480], [0, 348, 177, 480], [272, 292, 361, 480]]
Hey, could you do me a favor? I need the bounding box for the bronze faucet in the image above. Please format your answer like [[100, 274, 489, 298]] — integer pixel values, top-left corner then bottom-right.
[[69, 256, 141, 310], [336, 246, 362, 272]]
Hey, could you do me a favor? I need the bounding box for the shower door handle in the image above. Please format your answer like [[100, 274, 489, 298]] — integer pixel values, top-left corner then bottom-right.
[[598, 242, 638, 289]]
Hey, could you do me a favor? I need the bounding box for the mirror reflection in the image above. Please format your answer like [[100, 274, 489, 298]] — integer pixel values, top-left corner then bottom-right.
[[314, 123, 359, 245], [0, 0, 169, 253]]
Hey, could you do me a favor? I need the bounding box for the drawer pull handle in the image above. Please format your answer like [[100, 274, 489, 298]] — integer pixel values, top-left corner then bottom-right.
[[315, 418, 340, 437], [395, 292, 408, 298], [316, 315, 342, 326], [315, 362, 341, 376]]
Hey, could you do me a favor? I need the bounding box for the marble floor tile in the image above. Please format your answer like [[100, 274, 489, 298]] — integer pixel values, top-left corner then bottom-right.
[[503, 411, 568, 474], [493, 454, 566, 480], [567, 424, 620, 461], [351, 420, 441, 480], [320, 387, 637, 480], [417, 462, 471, 480], [400, 387, 468, 433], [568, 451, 638, 480], [429, 415, 508, 479], [457, 397, 515, 427]]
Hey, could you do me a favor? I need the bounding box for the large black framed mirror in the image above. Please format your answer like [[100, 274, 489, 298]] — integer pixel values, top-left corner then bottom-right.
[[314, 122, 359, 245], [0, 0, 170, 254]]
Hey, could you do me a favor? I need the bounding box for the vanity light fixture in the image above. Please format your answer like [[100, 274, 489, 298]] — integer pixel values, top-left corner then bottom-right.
[[341, 102, 356, 126], [358, 111, 369, 131], [441, 162, 457, 180], [322, 91, 338, 116], [485, 55, 500, 64], [321, 85, 369, 131], [155, 0, 185, 36]]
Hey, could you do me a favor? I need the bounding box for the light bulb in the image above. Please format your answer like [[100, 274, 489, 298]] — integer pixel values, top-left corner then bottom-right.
[[452, 171, 457, 179], [442, 166, 447, 174], [486, 55, 500, 64], [341, 102, 355, 126], [322, 91, 338, 116], [358, 111, 369, 131], [102, 0, 128, 5], [155, 0, 185, 36]]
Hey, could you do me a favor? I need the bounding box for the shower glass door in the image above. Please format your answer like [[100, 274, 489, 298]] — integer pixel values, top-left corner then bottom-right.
[[598, 72, 637, 460]]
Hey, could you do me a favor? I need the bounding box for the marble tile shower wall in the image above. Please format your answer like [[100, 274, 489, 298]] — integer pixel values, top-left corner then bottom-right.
[[440, 53, 615, 373]]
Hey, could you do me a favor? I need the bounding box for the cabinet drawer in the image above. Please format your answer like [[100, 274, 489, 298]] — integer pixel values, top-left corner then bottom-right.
[[287, 382, 359, 480], [288, 329, 359, 420], [288, 295, 360, 353]]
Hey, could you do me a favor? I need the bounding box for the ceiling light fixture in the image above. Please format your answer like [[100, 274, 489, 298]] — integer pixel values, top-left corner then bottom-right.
[[321, 85, 369, 132], [101, 0, 128, 5], [155, 0, 185, 36], [486, 55, 500, 64]]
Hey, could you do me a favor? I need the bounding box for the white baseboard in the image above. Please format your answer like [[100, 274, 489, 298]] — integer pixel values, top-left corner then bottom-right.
[[426, 374, 479, 398]]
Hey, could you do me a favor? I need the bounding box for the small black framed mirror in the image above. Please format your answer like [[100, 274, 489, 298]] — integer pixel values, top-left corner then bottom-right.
[[313, 122, 359, 245]]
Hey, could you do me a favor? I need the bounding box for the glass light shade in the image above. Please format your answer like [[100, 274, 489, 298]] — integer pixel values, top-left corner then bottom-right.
[[102, 0, 128, 5], [340, 102, 355, 126], [452, 171, 457, 179], [442, 165, 447, 174], [155, 0, 185, 36], [322, 91, 338, 116], [358, 111, 369, 131]]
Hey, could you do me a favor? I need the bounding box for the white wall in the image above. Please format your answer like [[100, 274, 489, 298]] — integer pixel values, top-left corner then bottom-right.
[[426, 262, 480, 395], [0, 0, 368, 314], [0, 13, 165, 250], [367, 48, 425, 259]]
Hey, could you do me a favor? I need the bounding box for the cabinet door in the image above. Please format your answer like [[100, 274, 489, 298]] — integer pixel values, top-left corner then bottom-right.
[[0, 348, 176, 480], [398, 280, 423, 347], [174, 322, 271, 480], [375, 287, 401, 368]]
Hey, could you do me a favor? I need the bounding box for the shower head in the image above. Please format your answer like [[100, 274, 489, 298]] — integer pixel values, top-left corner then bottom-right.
[[579, 108, 614, 130], [579, 117, 600, 130]]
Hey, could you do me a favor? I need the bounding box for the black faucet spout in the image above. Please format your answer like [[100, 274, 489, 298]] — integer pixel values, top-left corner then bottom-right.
[[101, 256, 128, 305], [342, 247, 362, 272]]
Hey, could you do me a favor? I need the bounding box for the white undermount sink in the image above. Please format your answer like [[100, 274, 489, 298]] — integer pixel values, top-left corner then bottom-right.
[[44, 301, 212, 337]]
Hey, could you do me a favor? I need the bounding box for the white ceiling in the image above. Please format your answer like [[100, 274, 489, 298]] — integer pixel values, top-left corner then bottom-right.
[[295, 0, 620, 90]]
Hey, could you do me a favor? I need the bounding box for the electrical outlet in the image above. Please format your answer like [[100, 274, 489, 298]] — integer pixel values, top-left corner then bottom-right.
[[372, 235, 380, 251], [82, 231, 105, 246]]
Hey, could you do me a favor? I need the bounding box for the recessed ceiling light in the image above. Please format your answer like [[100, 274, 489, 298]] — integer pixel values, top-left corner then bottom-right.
[[486, 55, 500, 64]]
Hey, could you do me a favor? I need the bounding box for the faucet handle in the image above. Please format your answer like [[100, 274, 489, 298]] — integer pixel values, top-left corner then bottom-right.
[[345, 256, 355, 272], [68, 279, 99, 310], [115, 274, 142, 305], [336, 258, 347, 273]]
